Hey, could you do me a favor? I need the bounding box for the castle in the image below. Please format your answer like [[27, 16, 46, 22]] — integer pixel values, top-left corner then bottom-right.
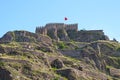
[[35, 23, 109, 42], [36, 23, 78, 35]]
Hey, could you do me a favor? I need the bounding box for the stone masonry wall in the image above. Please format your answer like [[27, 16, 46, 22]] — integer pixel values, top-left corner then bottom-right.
[[35, 23, 78, 35]]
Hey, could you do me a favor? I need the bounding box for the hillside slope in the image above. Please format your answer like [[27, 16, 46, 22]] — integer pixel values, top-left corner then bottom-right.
[[0, 29, 120, 80]]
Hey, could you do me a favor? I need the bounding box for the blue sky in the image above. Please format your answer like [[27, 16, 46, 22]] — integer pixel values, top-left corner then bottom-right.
[[0, 0, 120, 41]]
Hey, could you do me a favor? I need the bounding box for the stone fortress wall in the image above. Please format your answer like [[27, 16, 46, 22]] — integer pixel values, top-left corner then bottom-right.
[[35, 23, 103, 35], [79, 30, 104, 35], [65, 24, 78, 31], [36, 23, 78, 35]]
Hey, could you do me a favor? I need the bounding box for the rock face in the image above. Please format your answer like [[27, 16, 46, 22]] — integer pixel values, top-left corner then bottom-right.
[[51, 59, 64, 69], [0, 67, 12, 80], [109, 68, 120, 78], [59, 41, 120, 74], [0, 31, 52, 44], [68, 30, 109, 42], [0, 32, 13, 43], [56, 68, 78, 80], [0, 46, 5, 53]]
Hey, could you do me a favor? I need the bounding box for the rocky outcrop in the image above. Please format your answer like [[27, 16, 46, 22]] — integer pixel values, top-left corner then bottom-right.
[[47, 29, 109, 42], [0, 46, 16, 54], [0, 32, 13, 43], [56, 68, 79, 80], [72, 30, 109, 42], [0, 31, 52, 44], [0, 46, 5, 53], [40, 26, 70, 41], [109, 68, 120, 78], [0, 67, 12, 80], [57, 29, 70, 41], [59, 41, 120, 73], [51, 59, 65, 69]]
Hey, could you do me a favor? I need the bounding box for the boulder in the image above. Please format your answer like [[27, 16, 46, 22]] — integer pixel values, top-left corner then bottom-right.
[[37, 35, 52, 45], [0, 67, 12, 80], [0, 46, 5, 53], [56, 68, 78, 80], [36, 46, 53, 52], [71, 64, 83, 71], [51, 59, 64, 69], [109, 68, 120, 78]]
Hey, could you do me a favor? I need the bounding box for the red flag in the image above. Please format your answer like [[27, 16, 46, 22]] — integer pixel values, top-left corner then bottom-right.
[[64, 17, 68, 20]]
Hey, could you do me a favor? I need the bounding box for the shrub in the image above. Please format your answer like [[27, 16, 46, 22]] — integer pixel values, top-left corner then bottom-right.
[[0, 61, 4, 67], [53, 77, 59, 80], [57, 42, 66, 49], [117, 47, 120, 52]]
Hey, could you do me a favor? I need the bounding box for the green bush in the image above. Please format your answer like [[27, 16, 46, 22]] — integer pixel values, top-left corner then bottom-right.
[[0, 61, 4, 67], [117, 47, 120, 51], [53, 77, 59, 80], [57, 42, 66, 49]]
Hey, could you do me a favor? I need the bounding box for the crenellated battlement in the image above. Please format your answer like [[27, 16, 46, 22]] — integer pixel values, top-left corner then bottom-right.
[[35, 23, 104, 36], [35, 23, 78, 35], [45, 23, 65, 30], [65, 24, 78, 31], [36, 26, 47, 35]]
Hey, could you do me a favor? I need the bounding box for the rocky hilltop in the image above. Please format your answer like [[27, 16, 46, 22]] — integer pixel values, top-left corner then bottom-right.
[[0, 23, 120, 80]]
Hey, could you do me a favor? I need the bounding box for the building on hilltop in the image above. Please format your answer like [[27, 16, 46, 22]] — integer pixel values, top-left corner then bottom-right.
[[35, 23, 78, 35], [35, 23, 109, 42]]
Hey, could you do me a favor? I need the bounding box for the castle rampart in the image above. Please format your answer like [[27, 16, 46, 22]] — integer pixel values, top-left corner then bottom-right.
[[45, 23, 65, 30], [35, 23, 108, 42], [65, 24, 78, 31], [35, 23, 78, 34], [79, 30, 104, 35], [35, 23, 104, 36]]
